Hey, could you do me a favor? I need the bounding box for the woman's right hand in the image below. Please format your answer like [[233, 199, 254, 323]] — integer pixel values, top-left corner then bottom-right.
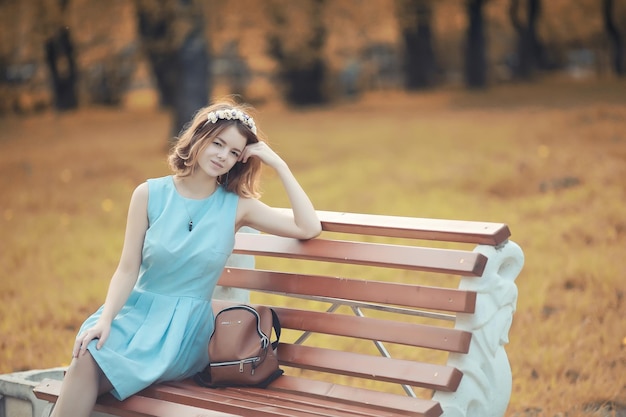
[[73, 320, 111, 358], [239, 141, 286, 171]]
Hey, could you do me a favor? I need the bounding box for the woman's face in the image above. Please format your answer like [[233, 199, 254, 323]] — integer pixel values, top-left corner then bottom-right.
[[197, 125, 247, 178]]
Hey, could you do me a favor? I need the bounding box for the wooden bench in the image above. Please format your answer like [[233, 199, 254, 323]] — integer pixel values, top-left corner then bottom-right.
[[34, 210, 524, 417]]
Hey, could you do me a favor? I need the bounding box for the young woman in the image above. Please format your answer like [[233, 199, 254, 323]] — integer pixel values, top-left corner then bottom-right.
[[50, 100, 321, 417]]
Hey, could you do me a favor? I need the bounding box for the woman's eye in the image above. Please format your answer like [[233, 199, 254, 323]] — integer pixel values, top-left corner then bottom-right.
[[213, 141, 222, 147], [231, 151, 240, 157]]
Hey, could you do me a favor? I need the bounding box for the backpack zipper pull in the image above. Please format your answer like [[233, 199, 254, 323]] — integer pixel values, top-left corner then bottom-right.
[[239, 361, 244, 373]]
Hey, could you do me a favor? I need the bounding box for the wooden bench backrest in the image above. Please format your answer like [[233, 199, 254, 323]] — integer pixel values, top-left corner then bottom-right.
[[213, 211, 513, 414]]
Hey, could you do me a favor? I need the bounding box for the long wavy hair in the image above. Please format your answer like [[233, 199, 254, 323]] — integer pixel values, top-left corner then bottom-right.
[[168, 100, 263, 199]]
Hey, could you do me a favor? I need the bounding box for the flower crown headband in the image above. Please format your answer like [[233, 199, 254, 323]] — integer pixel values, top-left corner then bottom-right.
[[204, 108, 257, 135]]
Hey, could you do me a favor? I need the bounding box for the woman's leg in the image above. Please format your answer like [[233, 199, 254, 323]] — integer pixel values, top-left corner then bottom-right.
[[50, 351, 112, 417]]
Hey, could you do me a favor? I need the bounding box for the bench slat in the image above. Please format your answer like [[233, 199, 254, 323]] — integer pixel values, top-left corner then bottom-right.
[[100, 394, 234, 417], [273, 307, 471, 353], [219, 268, 476, 313], [267, 376, 442, 417], [169, 378, 441, 417], [34, 379, 235, 417], [277, 344, 462, 392], [317, 210, 511, 245], [158, 380, 411, 417], [233, 234, 487, 276], [34, 377, 442, 417]]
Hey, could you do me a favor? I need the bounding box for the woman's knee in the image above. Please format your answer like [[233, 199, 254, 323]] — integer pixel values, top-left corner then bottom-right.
[[69, 351, 113, 395], [66, 351, 101, 380]]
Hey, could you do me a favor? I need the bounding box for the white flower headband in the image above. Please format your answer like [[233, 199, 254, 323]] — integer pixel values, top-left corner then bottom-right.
[[205, 108, 257, 135]]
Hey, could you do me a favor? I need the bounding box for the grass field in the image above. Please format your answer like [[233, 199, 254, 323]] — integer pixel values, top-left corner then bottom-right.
[[1, 78, 625, 416]]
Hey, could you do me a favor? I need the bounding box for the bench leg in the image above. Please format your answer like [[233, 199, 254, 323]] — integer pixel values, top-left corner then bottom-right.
[[40, 402, 54, 417]]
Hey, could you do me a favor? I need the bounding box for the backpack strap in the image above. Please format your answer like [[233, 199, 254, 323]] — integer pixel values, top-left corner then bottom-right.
[[270, 308, 281, 350]]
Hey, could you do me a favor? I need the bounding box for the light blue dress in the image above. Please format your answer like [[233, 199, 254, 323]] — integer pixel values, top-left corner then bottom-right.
[[79, 175, 238, 400]]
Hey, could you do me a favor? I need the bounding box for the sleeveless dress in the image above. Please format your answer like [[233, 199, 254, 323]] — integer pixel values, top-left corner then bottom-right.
[[79, 175, 239, 400]]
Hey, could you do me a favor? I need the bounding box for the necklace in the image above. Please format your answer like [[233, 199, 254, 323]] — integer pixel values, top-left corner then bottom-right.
[[182, 200, 193, 231], [175, 177, 216, 232], [180, 190, 217, 232], [181, 199, 199, 232]]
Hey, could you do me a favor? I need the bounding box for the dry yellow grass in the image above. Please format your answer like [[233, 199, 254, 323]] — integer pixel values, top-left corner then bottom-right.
[[1, 78, 625, 416]]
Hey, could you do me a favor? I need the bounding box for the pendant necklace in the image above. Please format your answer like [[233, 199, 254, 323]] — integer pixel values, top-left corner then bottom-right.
[[182, 199, 198, 232], [181, 193, 214, 231], [177, 178, 216, 232]]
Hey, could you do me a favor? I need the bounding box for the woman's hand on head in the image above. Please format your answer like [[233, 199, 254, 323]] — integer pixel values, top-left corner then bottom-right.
[[73, 320, 111, 358], [239, 142, 286, 170]]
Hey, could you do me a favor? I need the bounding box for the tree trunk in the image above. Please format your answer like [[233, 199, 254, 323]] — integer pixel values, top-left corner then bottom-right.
[[136, 0, 211, 141], [173, 26, 210, 137], [603, 0, 625, 76], [464, 0, 487, 89], [44, 26, 78, 111], [266, 0, 328, 106], [509, 0, 542, 80], [398, 0, 437, 90], [137, 8, 177, 109]]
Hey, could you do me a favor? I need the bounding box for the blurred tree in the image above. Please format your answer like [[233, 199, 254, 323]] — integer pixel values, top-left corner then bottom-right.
[[86, 46, 138, 106], [135, 0, 211, 141], [266, 0, 329, 106], [43, 0, 78, 111], [509, 0, 544, 80], [464, 0, 488, 89], [396, 0, 437, 90], [220, 41, 251, 98], [603, 0, 625, 76]]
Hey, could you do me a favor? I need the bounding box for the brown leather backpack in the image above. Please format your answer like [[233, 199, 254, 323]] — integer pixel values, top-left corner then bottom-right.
[[194, 304, 283, 388]]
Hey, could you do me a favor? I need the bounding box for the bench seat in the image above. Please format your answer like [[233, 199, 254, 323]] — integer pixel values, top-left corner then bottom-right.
[[35, 377, 443, 417]]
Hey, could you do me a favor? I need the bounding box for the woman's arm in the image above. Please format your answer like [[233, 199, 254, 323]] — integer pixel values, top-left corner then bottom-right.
[[237, 143, 321, 240], [74, 182, 149, 357]]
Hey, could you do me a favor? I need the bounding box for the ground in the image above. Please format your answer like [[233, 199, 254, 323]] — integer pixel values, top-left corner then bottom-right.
[[1, 77, 625, 416]]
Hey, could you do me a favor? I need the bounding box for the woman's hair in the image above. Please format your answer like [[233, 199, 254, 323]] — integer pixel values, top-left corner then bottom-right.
[[168, 99, 263, 199]]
